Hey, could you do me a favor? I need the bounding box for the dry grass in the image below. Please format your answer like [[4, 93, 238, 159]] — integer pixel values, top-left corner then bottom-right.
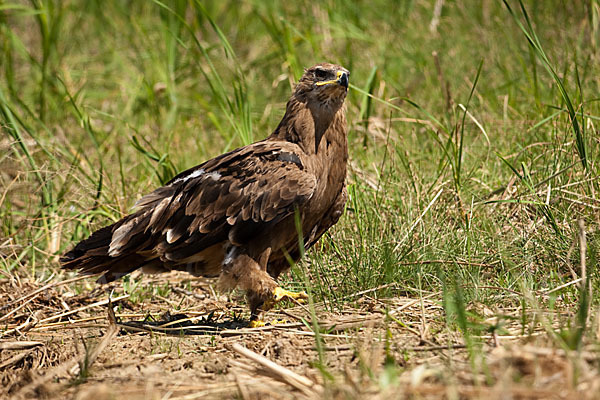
[[2, 272, 600, 399]]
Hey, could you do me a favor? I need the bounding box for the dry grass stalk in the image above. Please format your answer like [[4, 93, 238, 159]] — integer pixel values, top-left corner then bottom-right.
[[10, 312, 145, 332], [68, 309, 118, 376], [220, 322, 305, 337], [14, 306, 118, 399], [0, 275, 91, 323], [0, 350, 34, 370], [230, 343, 322, 396], [542, 278, 583, 295], [37, 294, 129, 324], [0, 341, 43, 350]]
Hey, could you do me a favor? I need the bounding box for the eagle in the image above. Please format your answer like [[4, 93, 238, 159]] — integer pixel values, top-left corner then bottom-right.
[[61, 63, 350, 326]]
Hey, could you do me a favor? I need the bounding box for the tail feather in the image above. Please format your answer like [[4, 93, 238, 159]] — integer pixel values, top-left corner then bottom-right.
[[60, 224, 114, 268], [61, 218, 151, 283], [61, 196, 226, 283]]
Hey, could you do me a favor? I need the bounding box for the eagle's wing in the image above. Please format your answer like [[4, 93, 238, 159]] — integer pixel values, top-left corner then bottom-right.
[[106, 142, 317, 265]]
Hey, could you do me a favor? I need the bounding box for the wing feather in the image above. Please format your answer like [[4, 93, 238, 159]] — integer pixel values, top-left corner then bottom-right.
[[119, 142, 316, 264]]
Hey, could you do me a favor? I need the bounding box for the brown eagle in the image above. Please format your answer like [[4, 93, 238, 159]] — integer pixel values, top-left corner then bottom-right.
[[61, 63, 350, 326]]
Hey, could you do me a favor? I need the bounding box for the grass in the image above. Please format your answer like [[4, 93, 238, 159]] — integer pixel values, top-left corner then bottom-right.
[[2, 0, 600, 397]]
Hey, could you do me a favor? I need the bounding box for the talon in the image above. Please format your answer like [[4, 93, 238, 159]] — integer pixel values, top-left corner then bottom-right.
[[249, 319, 266, 328]]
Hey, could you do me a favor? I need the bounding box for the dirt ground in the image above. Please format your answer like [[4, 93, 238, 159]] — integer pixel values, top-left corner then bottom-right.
[[1, 272, 599, 399]]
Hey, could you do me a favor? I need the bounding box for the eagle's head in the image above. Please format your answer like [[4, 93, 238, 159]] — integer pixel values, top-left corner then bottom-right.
[[294, 63, 350, 109], [273, 63, 350, 153]]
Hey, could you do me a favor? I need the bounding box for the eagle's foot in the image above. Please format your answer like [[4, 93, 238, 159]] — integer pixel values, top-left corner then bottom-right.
[[263, 287, 308, 310], [273, 287, 308, 303], [249, 319, 266, 328], [248, 318, 289, 328]]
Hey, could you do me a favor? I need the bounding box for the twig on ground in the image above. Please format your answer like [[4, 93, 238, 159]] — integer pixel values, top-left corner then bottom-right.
[[0, 341, 43, 350], [230, 343, 322, 396], [0, 311, 42, 337], [0, 293, 43, 324], [0, 350, 35, 369], [471, 285, 523, 296], [15, 312, 146, 332], [37, 294, 129, 324], [220, 323, 304, 337], [322, 283, 401, 305]]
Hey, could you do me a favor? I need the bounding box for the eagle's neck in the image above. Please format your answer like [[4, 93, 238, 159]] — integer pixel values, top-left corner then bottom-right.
[[269, 96, 347, 158], [269, 96, 348, 208]]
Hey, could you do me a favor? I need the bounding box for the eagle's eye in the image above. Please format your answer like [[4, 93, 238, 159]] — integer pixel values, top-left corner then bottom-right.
[[314, 69, 328, 79]]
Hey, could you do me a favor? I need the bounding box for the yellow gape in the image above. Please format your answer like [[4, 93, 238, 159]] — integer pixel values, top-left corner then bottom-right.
[[316, 70, 345, 86]]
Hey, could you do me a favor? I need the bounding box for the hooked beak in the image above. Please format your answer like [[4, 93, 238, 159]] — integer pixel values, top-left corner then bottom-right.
[[316, 70, 349, 89]]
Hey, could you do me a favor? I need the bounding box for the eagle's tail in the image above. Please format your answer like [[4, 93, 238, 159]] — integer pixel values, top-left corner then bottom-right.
[[60, 217, 149, 283]]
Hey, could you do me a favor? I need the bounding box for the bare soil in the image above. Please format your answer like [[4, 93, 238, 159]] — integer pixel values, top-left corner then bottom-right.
[[1, 272, 599, 399]]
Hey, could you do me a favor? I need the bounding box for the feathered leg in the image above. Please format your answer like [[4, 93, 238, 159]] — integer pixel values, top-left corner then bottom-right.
[[218, 249, 276, 325], [218, 247, 307, 327]]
